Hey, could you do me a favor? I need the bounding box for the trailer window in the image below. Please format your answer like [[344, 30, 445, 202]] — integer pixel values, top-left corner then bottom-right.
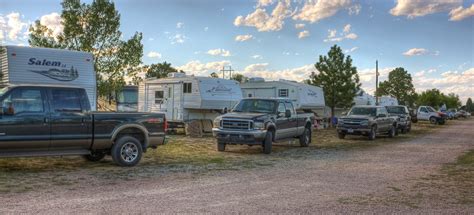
[[278, 89, 289, 97], [52, 89, 82, 112], [155, 91, 164, 104], [183, 83, 192, 93]]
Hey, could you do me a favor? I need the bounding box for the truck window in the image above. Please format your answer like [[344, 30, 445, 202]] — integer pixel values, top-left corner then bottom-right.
[[285, 102, 296, 115], [278, 89, 289, 97], [52, 89, 82, 112], [2, 88, 44, 114], [155, 91, 164, 104], [183, 83, 192, 93], [277, 102, 286, 114], [420, 107, 428, 113]]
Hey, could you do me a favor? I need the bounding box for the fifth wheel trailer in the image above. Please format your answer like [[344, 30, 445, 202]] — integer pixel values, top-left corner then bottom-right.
[[138, 73, 242, 135], [0, 46, 97, 110]]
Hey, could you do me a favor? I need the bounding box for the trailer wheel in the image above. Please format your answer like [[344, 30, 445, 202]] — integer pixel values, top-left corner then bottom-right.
[[299, 127, 311, 147], [262, 132, 272, 154], [83, 151, 106, 162], [217, 142, 226, 152], [111, 136, 143, 167]]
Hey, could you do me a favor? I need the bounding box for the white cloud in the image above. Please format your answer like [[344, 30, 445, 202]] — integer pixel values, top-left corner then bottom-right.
[[295, 23, 305, 29], [390, 0, 462, 18], [293, 0, 357, 23], [251, 54, 263, 59], [39, 12, 63, 37], [170, 34, 186, 44], [0, 12, 28, 41], [204, 27, 209, 31], [244, 63, 269, 72], [449, 4, 474, 21], [234, 0, 292, 32], [324, 24, 357, 42], [344, 47, 358, 53], [176, 22, 184, 28], [207, 48, 232, 57], [348, 4, 362, 15], [257, 0, 274, 7], [358, 67, 397, 95], [176, 60, 231, 76], [147, 51, 162, 58], [235, 34, 253, 42], [298, 30, 310, 39], [403, 48, 428, 56]]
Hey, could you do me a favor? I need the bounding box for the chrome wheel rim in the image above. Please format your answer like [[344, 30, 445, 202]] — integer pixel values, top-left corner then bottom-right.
[[120, 142, 138, 163]]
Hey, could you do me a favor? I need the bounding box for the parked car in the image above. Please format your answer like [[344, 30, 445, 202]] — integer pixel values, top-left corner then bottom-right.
[[417, 106, 446, 125], [337, 106, 397, 140], [456, 110, 469, 118], [212, 98, 314, 154], [0, 85, 167, 166], [386, 105, 412, 133]]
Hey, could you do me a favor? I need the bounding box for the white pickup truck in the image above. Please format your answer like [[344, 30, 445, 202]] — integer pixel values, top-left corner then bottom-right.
[[416, 106, 446, 125]]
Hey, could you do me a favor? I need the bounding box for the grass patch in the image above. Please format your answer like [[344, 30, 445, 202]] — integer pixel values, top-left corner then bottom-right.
[[0, 120, 447, 193]]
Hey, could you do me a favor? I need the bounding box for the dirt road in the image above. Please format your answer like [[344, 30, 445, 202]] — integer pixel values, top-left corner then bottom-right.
[[1, 120, 473, 214]]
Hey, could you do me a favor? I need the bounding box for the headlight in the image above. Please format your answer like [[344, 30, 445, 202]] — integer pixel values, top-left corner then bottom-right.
[[213, 118, 221, 128], [253, 121, 265, 130], [360, 120, 369, 126]]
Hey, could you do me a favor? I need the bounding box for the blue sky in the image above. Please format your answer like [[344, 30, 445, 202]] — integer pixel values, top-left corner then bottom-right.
[[1, 0, 473, 102]]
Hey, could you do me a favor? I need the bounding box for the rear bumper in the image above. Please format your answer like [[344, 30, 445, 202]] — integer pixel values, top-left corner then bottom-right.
[[212, 128, 267, 145], [148, 132, 166, 148]]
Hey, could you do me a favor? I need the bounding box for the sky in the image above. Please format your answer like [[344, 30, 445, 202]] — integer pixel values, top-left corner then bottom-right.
[[0, 0, 473, 102]]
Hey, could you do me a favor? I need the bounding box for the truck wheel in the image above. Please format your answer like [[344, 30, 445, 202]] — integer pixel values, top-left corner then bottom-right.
[[217, 142, 226, 152], [401, 127, 407, 134], [406, 124, 411, 133], [111, 136, 143, 167], [299, 127, 311, 147], [429, 117, 437, 124], [368, 126, 377, 140], [338, 132, 346, 139], [83, 151, 106, 162], [388, 126, 396, 138], [262, 132, 273, 154]]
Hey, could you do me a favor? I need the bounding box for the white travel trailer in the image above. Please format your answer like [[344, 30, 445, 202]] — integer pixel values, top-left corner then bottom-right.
[[138, 73, 242, 133], [353, 90, 376, 106], [240, 78, 325, 110], [379, 96, 399, 106], [0, 46, 97, 110]]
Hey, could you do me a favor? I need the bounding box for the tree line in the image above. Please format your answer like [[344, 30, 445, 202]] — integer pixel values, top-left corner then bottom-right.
[[28, 0, 470, 116]]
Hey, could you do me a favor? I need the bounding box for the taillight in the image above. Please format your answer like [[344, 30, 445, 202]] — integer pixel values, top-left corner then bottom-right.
[[164, 117, 168, 132]]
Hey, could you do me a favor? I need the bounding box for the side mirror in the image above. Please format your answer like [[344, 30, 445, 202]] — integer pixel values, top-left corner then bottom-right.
[[285, 109, 291, 118], [341, 111, 347, 116], [222, 107, 228, 114]]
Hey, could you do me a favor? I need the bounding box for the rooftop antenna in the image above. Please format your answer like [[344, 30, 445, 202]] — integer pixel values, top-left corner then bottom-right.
[[220, 66, 234, 79]]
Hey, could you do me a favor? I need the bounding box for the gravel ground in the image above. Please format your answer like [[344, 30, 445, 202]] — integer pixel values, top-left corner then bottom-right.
[[0, 119, 473, 214]]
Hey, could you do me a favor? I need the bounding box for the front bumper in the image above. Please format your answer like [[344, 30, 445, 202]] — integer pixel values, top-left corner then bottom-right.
[[337, 125, 371, 135], [212, 128, 267, 145]]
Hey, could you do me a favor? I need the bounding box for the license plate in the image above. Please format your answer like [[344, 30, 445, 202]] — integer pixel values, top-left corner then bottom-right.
[[348, 129, 354, 133]]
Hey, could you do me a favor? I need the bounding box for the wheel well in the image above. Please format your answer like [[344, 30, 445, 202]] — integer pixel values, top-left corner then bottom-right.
[[114, 128, 146, 149], [305, 122, 312, 129], [267, 126, 276, 141]]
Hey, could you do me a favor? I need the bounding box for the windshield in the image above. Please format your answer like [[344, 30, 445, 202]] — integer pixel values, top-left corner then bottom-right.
[[232, 99, 276, 114], [427, 107, 436, 112], [386, 106, 407, 114], [117, 89, 138, 104], [349, 107, 376, 116]]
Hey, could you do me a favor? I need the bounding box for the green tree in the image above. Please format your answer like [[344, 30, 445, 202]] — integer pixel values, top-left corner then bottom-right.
[[209, 72, 219, 78], [417, 89, 444, 108], [466, 98, 473, 112], [231, 73, 248, 83], [441, 93, 461, 109], [28, 0, 143, 98], [307, 45, 361, 124], [145, 61, 181, 79], [375, 67, 416, 106]]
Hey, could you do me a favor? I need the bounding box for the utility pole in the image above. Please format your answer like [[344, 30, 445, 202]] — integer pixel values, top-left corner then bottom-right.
[[375, 60, 379, 105], [220, 66, 234, 79]]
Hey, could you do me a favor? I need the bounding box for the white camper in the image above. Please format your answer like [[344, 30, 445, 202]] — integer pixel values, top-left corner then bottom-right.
[[0, 46, 97, 110], [240, 78, 325, 110], [353, 90, 376, 106], [379, 96, 399, 106], [138, 73, 242, 132]]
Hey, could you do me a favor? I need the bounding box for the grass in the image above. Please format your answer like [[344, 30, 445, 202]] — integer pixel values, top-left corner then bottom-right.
[[0, 120, 447, 193]]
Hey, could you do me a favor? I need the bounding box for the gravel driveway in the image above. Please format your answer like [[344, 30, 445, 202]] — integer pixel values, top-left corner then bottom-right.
[[1, 120, 473, 214]]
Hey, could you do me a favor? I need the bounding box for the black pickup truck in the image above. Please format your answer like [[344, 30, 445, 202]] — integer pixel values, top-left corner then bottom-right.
[[0, 85, 166, 166], [212, 98, 314, 154]]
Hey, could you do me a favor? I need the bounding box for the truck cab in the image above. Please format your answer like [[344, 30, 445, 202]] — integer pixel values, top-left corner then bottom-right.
[[212, 98, 314, 154]]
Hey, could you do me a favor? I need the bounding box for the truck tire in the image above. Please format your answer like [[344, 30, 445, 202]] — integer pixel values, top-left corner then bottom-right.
[[83, 151, 106, 162], [262, 132, 272, 154], [111, 136, 143, 167], [406, 124, 411, 133], [388, 125, 396, 138], [217, 142, 226, 152], [299, 127, 311, 147], [368, 125, 377, 140], [338, 132, 346, 139], [429, 117, 437, 124]]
